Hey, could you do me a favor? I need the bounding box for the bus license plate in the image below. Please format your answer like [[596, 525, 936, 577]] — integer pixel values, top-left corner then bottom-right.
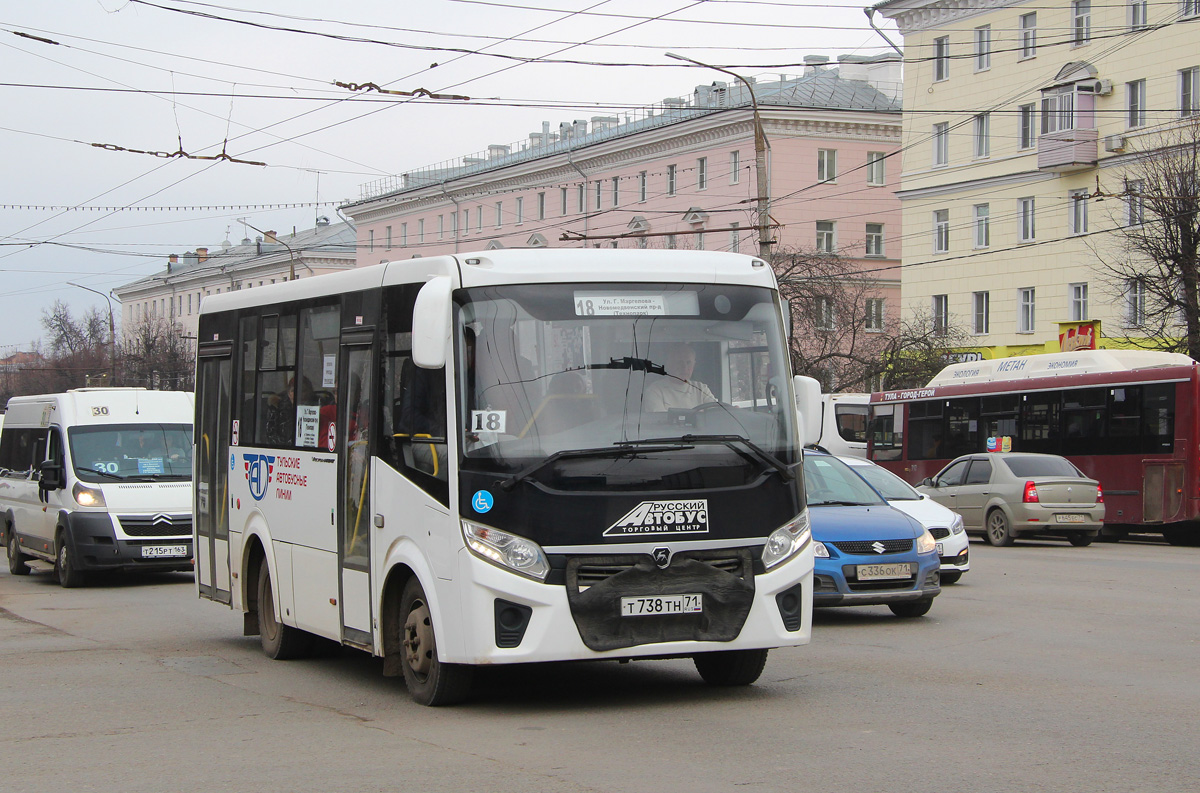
[[142, 545, 189, 558], [620, 594, 703, 617], [856, 563, 913, 581], [1055, 514, 1087, 523]]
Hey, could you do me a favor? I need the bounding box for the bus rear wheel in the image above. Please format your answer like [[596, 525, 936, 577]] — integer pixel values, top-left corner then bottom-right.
[[257, 558, 314, 660], [7, 532, 30, 576], [693, 648, 768, 686], [398, 577, 473, 706]]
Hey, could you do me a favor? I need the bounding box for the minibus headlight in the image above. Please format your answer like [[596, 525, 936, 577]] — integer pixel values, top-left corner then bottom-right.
[[461, 520, 550, 581], [916, 529, 937, 555], [72, 482, 106, 508], [762, 511, 811, 570]]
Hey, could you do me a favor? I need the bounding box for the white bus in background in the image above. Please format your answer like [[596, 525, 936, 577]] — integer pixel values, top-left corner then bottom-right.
[[811, 393, 870, 458], [194, 249, 821, 705], [2, 389, 194, 587]]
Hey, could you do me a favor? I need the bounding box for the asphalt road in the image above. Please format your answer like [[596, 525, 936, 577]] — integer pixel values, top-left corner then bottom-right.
[[2, 536, 1197, 793]]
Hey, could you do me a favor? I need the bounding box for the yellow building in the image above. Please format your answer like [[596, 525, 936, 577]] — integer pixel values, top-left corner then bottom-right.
[[874, 0, 1200, 359]]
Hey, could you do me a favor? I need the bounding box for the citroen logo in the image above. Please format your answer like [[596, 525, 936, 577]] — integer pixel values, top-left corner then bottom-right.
[[152, 514, 173, 526], [652, 548, 672, 568], [871, 541, 886, 554]]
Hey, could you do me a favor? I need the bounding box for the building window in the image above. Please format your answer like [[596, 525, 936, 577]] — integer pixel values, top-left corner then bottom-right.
[[933, 36, 950, 81], [1041, 87, 1075, 134], [438, 215, 444, 239], [1018, 103, 1036, 149], [1126, 179, 1145, 225], [418, 219, 425, 243], [1187, 0, 1200, 18], [697, 157, 708, 190], [639, 171, 647, 202], [561, 187, 568, 215], [730, 222, 741, 253], [816, 297, 835, 331], [933, 209, 950, 253], [590, 181, 599, 211], [1072, 0, 1091, 45], [538, 192, 546, 220], [368, 229, 374, 252], [386, 225, 393, 249], [1130, 0, 1148, 29], [973, 113, 990, 158], [865, 298, 884, 332], [667, 164, 677, 196], [974, 204, 990, 248], [666, 234, 677, 250], [865, 223, 884, 257], [1069, 189, 1089, 235], [1070, 283, 1089, 321], [1019, 13, 1037, 59], [1182, 67, 1199, 117], [452, 211, 459, 235], [817, 149, 837, 182], [577, 184, 585, 213], [477, 207, 483, 232], [494, 201, 503, 228], [1126, 279, 1147, 325], [1127, 79, 1146, 128], [730, 150, 741, 184], [1018, 287, 1036, 333], [974, 25, 991, 71], [612, 176, 619, 207], [933, 294, 949, 335], [867, 151, 886, 185], [515, 197, 524, 225], [932, 123, 949, 167], [972, 291, 990, 335], [696, 232, 705, 251], [1018, 197, 1036, 242], [816, 221, 836, 253]]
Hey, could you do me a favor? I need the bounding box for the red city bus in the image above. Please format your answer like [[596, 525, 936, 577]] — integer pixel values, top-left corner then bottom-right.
[[866, 350, 1199, 544]]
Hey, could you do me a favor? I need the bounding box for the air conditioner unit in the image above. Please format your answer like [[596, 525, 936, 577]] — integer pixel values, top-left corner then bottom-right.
[[1096, 79, 1113, 95], [1104, 135, 1126, 153]]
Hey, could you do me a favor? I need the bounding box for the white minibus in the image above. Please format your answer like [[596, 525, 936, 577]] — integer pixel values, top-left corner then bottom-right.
[[1, 388, 194, 586], [812, 393, 870, 458]]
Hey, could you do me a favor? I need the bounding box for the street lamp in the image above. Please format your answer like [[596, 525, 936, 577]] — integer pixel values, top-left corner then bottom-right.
[[666, 52, 773, 260], [67, 282, 117, 386], [239, 218, 298, 280]]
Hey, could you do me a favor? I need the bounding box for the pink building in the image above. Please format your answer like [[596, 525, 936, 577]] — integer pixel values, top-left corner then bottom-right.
[[341, 55, 904, 387]]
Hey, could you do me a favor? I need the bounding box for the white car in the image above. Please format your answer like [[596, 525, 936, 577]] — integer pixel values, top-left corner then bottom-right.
[[839, 456, 970, 584]]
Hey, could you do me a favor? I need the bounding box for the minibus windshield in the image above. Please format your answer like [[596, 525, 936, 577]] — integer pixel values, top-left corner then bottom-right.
[[69, 423, 193, 482]]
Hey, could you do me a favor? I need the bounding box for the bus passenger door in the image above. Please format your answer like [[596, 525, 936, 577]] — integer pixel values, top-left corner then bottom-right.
[[196, 347, 233, 603], [1143, 461, 1185, 523], [337, 335, 374, 647]]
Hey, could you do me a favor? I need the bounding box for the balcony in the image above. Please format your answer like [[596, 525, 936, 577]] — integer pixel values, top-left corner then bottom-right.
[[1038, 127, 1098, 172]]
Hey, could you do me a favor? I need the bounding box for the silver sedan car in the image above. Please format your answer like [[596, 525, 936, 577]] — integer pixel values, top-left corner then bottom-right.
[[916, 453, 1104, 547]]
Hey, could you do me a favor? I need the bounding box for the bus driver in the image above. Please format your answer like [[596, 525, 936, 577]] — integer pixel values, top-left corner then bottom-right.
[[644, 343, 715, 411]]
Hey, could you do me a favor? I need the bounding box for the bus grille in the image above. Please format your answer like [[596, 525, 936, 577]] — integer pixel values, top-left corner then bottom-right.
[[117, 515, 192, 537], [575, 552, 745, 591], [830, 539, 913, 555]]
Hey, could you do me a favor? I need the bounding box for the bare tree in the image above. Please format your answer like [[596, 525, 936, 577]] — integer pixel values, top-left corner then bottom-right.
[[1096, 117, 1200, 358], [119, 318, 195, 391], [877, 309, 975, 389]]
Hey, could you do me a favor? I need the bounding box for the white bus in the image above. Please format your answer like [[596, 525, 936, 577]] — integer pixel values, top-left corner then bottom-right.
[[194, 249, 819, 705], [812, 393, 870, 458]]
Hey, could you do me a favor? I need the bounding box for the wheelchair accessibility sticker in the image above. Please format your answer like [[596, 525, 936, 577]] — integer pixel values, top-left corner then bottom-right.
[[472, 490, 494, 513]]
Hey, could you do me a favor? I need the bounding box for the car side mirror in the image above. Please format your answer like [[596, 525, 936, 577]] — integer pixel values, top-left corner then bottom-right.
[[921, 477, 934, 487], [39, 461, 65, 491]]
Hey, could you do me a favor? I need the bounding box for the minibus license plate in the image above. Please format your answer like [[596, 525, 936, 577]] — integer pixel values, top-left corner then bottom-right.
[[1055, 514, 1086, 523], [620, 594, 702, 616], [856, 563, 913, 581], [142, 545, 188, 558]]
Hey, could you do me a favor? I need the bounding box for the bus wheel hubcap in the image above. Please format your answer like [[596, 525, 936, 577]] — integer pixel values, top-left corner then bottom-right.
[[403, 602, 434, 677]]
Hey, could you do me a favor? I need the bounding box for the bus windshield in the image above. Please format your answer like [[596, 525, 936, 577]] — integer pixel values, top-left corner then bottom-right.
[[455, 282, 797, 487], [69, 423, 193, 482]]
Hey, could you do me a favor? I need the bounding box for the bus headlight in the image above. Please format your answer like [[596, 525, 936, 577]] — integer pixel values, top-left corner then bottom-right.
[[762, 511, 811, 570], [461, 520, 550, 581], [72, 482, 106, 508], [950, 514, 965, 535], [916, 529, 937, 555]]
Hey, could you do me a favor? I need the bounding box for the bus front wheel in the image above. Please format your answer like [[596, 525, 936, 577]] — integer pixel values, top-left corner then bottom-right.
[[56, 535, 86, 588], [257, 558, 314, 660], [693, 648, 768, 686], [398, 577, 473, 706]]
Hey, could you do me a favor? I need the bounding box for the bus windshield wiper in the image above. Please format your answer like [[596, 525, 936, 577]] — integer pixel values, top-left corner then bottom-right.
[[500, 443, 689, 491], [581, 357, 666, 375], [83, 469, 127, 480], [131, 473, 191, 481], [619, 434, 795, 480]]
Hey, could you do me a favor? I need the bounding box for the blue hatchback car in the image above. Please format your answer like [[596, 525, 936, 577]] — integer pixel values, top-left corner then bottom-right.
[[804, 450, 941, 618]]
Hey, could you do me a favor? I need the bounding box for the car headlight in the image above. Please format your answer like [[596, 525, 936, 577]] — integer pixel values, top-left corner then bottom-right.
[[916, 528, 937, 555], [73, 482, 106, 508], [812, 540, 829, 558], [762, 511, 812, 570], [950, 514, 965, 535], [461, 519, 550, 581]]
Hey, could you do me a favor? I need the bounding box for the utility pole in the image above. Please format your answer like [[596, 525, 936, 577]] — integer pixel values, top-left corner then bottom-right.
[[239, 218, 298, 280], [666, 52, 773, 261], [67, 282, 117, 386]]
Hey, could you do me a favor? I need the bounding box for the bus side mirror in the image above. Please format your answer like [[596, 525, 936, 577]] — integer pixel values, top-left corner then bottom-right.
[[412, 276, 452, 369], [39, 461, 65, 491], [793, 375, 822, 447]]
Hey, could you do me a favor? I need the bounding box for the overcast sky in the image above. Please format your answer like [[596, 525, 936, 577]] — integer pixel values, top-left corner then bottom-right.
[[0, 0, 896, 352]]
